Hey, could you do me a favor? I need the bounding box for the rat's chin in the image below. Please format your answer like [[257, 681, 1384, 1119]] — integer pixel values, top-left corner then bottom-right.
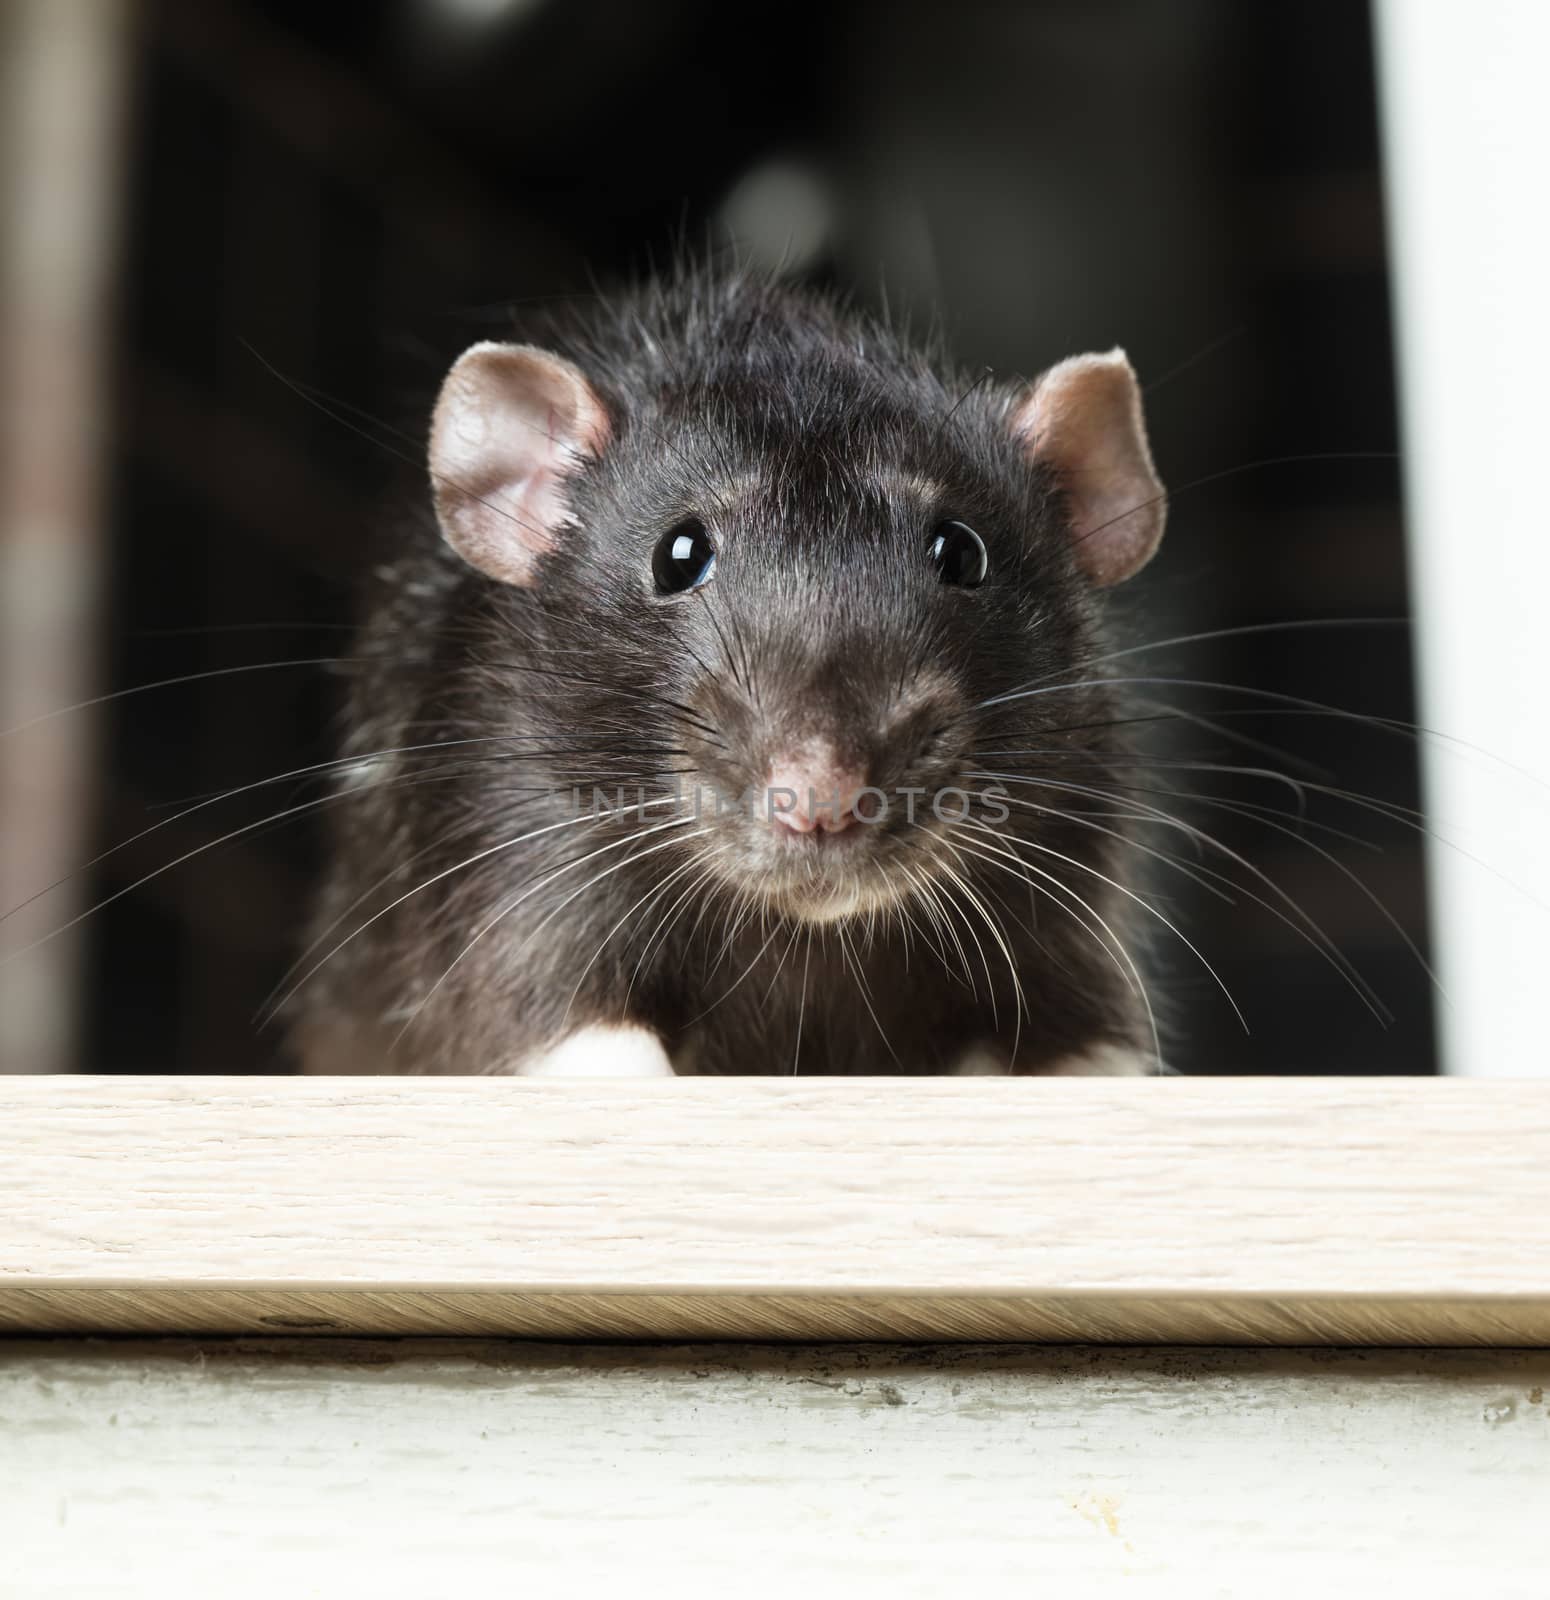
[[712, 821, 913, 924], [765, 875, 881, 924]]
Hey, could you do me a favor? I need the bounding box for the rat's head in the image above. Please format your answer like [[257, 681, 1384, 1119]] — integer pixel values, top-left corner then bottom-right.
[[427, 281, 1164, 925]]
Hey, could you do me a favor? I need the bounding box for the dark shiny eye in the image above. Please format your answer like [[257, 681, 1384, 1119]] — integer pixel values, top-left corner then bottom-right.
[[652, 519, 717, 594], [929, 520, 988, 587]]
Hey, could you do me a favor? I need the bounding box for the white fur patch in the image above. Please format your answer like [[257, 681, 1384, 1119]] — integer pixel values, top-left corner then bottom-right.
[[952, 1043, 1154, 1077], [950, 1046, 1009, 1076], [517, 1024, 676, 1079], [1040, 1043, 1153, 1077]]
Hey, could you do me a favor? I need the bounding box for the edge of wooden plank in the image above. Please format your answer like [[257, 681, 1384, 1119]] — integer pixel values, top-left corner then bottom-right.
[[6, 1076, 1549, 1344], [5, 1285, 1550, 1346]]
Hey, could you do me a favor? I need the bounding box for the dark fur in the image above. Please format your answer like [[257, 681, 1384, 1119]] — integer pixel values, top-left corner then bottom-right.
[[293, 270, 1157, 1075]]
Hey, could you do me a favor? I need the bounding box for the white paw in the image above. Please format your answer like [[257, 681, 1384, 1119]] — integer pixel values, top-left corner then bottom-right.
[[1040, 1043, 1153, 1077], [517, 1024, 676, 1079], [950, 1042, 1156, 1076], [950, 1046, 1009, 1076]]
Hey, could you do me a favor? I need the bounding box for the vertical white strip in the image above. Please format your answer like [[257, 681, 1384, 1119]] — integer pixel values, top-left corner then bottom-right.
[[0, 0, 129, 1072], [1375, 1, 1550, 1074]]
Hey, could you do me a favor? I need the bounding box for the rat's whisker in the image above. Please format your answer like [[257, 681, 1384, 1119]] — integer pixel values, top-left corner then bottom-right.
[[930, 857, 1000, 1029], [691, 584, 753, 700], [271, 801, 683, 1024], [1066, 452, 1399, 557], [563, 850, 708, 1032], [943, 823, 1159, 1062], [1024, 616, 1410, 699], [961, 806, 1248, 1034], [1141, 323, 1248, 395], [0, 734, 548, 926], [760, 917, 805, 1008], [790, 928, 813, 1075], [895, 862, 957, 985], [896, 841, 978, 994], [938, 852, 1027, 1053], [625, 859, 722, 1013], [1125, 695, 1335, 778], [963, 781, 1393, 1024], [684, 914, 785, 1030], [0, 647, 722, 746], [983, 673, 1550, 803], [972, 769, 1381, 974], [834, 918, 902, 1069], [1, 657, 344, 740], [1166, 787, 1380, 853], [969, 786, 1238, 904], [393, 818, 709, 1054], [256, 817, 472, 1030], [0, 763, 543, 968], [1086, 755, 1550, 919]]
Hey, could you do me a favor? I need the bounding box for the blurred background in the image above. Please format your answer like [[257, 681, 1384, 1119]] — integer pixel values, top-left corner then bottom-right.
[[1, 0, 1431, 1076]]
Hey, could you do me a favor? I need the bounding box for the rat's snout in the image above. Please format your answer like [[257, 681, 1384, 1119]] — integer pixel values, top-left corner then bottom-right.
[[764, 743, 871, 836]]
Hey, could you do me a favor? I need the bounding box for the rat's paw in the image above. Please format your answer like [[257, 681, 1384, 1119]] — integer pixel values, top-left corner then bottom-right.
[[950, 1042, 1157, 1076], [516, 1024, 676, 1078], [950, 1045, 1010, 1076], [1039, 1043, 1155, 1076]]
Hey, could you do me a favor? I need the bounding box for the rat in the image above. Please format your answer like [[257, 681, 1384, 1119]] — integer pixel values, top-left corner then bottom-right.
[[290, 267, 1168, 1077]]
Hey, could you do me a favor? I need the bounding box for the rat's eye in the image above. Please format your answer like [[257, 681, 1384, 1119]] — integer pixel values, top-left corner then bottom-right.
[[652, 519, 717, 594], [929, 520, 988, 587]]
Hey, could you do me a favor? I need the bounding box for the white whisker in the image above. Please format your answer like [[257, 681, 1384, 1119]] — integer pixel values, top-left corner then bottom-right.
[[394, 817, 709, 1051]]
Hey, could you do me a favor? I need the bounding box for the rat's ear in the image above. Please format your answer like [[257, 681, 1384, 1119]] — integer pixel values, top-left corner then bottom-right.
[[1010, 349, 1164, 585], [429, 341, 610, 586]]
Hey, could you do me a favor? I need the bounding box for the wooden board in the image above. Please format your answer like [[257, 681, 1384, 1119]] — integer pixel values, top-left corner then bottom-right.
[[4, 1338, 1550, 1595], [5, 1075, 1550, 1344]]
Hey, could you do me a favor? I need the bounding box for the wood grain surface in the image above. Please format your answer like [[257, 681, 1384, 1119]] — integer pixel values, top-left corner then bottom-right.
[[5, 1075, 1550, 1343]]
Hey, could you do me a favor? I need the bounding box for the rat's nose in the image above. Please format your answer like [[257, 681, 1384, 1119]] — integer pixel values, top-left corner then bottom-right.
[[765, 745, 869, 835]]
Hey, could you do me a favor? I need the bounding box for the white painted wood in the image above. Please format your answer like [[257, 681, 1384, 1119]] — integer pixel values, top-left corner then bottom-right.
[[2, 1339, 1547, 1597], [1375, 0, 1550, 1076], [5, 1076, 1550, 1343]]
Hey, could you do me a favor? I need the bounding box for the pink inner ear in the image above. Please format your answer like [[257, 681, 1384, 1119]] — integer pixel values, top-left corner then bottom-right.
[[429, 342, 610, 587], [1012, 349, 1165, 586]]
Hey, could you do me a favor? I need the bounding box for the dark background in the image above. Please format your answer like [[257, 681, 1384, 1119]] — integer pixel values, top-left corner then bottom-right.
[[84, 0, 1429, 1074]]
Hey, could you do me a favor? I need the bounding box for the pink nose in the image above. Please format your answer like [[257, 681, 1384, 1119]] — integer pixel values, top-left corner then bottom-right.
[[765, 747, 868, 835]]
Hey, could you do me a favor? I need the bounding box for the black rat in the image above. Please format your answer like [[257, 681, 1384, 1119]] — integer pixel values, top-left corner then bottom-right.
[[292, 268, 1168, 1078]]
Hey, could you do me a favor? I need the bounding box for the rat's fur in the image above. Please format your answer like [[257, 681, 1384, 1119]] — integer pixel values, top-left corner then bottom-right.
[[292, 269, 1162, 1076]]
